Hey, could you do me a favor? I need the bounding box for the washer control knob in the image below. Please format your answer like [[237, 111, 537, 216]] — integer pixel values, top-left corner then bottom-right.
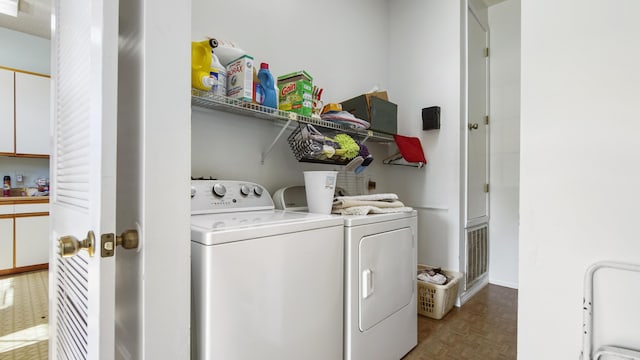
[[190, 186, 196, 198], [212, 183, 227, 197], [253, 186, 263, 197], [240, 185, 251, 196]]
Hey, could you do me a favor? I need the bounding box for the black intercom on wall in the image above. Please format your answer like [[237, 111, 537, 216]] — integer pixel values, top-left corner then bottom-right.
[[422, 106, 441, 130]]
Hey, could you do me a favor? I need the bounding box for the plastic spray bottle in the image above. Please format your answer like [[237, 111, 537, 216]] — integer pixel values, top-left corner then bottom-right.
[[257, 62, 277, 109]]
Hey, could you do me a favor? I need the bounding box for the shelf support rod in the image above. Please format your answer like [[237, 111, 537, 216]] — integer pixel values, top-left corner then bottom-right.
[[261, 119, 292, 164]]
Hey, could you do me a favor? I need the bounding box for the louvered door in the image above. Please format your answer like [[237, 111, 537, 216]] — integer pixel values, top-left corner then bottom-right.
[[49, 0, 119, 358]]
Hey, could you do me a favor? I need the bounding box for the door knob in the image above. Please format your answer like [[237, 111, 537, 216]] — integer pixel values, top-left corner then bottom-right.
[[59, 231, 96, 257], [117, 229, 139, 250], [468, 123, 479, 130], [101, 229, 139, 257]]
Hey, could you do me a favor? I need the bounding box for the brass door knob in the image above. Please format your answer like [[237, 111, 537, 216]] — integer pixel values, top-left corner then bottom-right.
[[468, 123, 479, 130], [59, 231, 95, 257]]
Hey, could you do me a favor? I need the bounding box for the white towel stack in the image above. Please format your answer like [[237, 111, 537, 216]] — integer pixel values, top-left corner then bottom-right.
[[332, 193, 414, 215]]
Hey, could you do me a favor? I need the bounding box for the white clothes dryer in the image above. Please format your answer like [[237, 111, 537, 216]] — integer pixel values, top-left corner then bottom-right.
[[191, 180, 344, 360], [275, 185, 418, 360]]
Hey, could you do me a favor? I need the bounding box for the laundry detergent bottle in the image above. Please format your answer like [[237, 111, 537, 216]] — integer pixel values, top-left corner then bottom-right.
[[257, 62, 277, 109], [191, 38, 218, 91], [210, 51, 227, 97]]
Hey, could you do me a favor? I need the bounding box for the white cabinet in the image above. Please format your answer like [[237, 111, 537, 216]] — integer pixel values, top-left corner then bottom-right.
[[15, 72, 50, 155], [15, 214, 49, 267], [0, 218, 13, 271], [0, 68, 14, 154], [0, 201, 49, 273]]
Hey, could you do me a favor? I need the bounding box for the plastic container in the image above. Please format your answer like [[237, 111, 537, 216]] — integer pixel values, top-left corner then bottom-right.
[[210, 52, 226, 97], [257, 63, 277, 109], [416, 265, 462, 320], [303, 171, 337, 214], [191, 38, 217, 91], [3, 176, 10, 197]]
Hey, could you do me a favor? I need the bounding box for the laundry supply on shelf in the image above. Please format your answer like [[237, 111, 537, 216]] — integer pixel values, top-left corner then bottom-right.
[[226, 54, 254, 102], [210, 51, 227, 97], [256, 62, 277, 109], [191, 38, 218, 91], [278, 70, 313, 117]]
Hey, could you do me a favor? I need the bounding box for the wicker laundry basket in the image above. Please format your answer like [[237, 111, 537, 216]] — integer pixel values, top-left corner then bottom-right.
[[417, 264, 462, 320]]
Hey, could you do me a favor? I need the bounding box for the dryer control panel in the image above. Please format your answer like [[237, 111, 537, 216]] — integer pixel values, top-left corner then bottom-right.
[[191, 180, 274, 214]]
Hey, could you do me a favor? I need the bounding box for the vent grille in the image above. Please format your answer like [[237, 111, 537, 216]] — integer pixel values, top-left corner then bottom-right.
[[55, 253, 90, 360], [54, 0, 92, 211], [465, 224, 488, 290]]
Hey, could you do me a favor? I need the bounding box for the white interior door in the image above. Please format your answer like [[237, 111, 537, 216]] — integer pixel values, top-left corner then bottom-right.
[[48, 0, 119, 358], [467, 8, 489, 224]]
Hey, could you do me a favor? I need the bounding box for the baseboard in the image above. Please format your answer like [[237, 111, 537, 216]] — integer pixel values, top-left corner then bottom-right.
[[489, 278, 519, 289]]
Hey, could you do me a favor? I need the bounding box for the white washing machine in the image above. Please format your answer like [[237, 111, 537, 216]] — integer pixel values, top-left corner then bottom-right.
[[191, 180, 344, 360], [275, 186, 418, 360]]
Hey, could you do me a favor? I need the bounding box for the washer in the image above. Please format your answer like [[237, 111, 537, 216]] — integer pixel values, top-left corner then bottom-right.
[[275, 186, 418, 360], [191, 180, 344, 360]]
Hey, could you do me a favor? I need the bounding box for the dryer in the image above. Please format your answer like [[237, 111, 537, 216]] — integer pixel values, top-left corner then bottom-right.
[[191, 180, 344, 360], [275, 185, 418, 360]]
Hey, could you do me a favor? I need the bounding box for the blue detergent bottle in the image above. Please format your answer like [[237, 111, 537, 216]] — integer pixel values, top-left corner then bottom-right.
[[257, 62, 277, 109]]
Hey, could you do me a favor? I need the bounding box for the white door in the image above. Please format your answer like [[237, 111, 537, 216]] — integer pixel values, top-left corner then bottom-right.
[[48, 0, 120, 358], [467, 8, 489, 224], [358, 227, 414, 332]]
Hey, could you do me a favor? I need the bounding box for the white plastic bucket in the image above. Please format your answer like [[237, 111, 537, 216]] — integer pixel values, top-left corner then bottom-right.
[[303, 171, 338, 214]]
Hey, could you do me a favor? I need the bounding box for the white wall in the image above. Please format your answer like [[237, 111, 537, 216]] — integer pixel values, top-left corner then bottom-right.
[[519, 0, 640, 358], [388, 0, 464, 272], [191, 0, 393, 194], [0, 27, 50, 75], [488, 0, 519, 289]]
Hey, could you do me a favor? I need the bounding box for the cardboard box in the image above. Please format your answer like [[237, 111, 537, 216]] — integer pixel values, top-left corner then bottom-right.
[[278, 70, 313, 117], [226, 55, 254, 101], [340, 91, 397, 134]]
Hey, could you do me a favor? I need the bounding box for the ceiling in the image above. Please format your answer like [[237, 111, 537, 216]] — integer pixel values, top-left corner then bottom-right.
[[0, 0, 51, 39]]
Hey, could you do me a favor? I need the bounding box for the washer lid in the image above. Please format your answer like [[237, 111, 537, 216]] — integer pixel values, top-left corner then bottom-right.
[[191, 209, 343, 245]]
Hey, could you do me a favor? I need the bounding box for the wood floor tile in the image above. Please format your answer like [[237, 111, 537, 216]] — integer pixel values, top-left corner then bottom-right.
[[403, 284, 518, 360]]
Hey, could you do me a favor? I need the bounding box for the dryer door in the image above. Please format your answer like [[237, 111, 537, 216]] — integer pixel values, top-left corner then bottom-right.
[[359, 227, 414, 331]]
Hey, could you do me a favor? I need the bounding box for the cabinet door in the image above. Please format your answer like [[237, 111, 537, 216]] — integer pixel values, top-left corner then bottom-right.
[[0, 69, 14, 154], [15, 214, 49, 267], [0, 217, 13, 270], [15, 72, 50, 155]]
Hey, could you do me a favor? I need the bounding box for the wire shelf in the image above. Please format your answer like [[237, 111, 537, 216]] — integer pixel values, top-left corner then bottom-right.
[[190, 89, 394, 143]]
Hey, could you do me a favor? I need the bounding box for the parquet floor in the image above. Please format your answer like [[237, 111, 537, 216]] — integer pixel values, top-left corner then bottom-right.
[[0, 270, 48, 360], [0, 271, 516, 360], [403, 284, 518, 360]]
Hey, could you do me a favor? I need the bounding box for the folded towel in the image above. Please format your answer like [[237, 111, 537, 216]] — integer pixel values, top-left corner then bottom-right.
[[332, 205, 414, 216], [333, 199, 406, 209], [334, 193, 399, 202]]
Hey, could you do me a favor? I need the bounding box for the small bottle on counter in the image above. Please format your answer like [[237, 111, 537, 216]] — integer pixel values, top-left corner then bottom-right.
[[3, 176, 10, 197]]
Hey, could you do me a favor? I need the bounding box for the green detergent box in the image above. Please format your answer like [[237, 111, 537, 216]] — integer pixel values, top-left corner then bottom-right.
[[277, 70, 313, 117]]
